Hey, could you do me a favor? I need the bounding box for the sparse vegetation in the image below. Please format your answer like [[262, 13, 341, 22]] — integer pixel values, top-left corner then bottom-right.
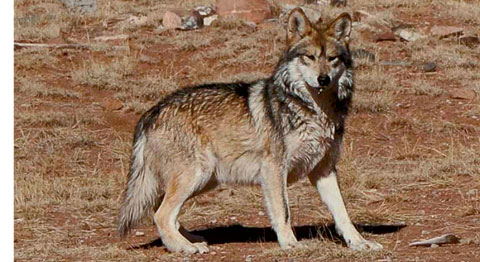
[[14, 0, 480, 261]]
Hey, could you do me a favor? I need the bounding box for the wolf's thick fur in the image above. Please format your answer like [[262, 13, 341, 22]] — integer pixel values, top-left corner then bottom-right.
[[118, 8, 382, 253]]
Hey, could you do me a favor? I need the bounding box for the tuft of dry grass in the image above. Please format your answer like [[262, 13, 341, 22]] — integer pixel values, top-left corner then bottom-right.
[[15, 76, 81, 99], [260, 238, 392, 261], [409, 79, 445, 97], [352, 91, 394, 113], [71, 55, 137, 90]]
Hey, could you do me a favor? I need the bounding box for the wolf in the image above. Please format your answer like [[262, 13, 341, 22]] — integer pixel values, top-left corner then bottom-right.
[[118, 8, 383, 254]]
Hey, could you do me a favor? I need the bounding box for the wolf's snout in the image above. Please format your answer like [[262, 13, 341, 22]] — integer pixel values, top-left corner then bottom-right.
[[318, 74, 330, 86]]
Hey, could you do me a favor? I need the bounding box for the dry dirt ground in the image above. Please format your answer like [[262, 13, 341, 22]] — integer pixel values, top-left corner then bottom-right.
[[14, 0, 480, 261]]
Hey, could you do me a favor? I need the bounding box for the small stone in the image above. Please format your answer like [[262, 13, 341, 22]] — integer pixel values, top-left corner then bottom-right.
[[459, 34, 480, 48], [421, 62, 437, 72], [210, 251, 217, 255], [430, 243, 439, 248], [430, 26, 463, 38], [258, 211, 265, 216], [162, 11, 182, 29], [230, 216, 237, 220], [204, 14, 218, 26], [375, 31, 396, 42], [450, 89, 476, 100], [135, 231, 145, 236], [422, 230, 430, 235], [101, 98, 123, 111], [397, 29, 423, 42]]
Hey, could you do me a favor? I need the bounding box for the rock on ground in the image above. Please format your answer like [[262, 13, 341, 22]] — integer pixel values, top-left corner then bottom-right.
[[61, 0, 96, 14], [216, 0, 272, 24], [163, 11, 182, 29]]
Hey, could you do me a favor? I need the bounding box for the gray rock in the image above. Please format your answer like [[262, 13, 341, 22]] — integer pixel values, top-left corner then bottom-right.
[[420, 62, 437, 72], [180, 11, 203, 30], [61, 0, 96, 14]]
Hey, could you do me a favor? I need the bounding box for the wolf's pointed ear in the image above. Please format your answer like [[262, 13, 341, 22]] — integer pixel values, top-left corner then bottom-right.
[[287, 8, 312, 44], [327, 13, 352, 41]]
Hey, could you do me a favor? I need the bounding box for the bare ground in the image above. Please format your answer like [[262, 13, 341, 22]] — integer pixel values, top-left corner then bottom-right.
[[14, 0, 480, 261]]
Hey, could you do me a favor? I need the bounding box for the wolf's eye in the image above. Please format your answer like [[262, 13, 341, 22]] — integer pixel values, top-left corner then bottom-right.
[[305, 55, 316, 61], [327, 56, 337, 62]]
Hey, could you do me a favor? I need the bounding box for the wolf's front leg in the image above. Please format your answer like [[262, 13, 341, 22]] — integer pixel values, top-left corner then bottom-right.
[[260, 162, 299, 249], [309, 169, 383, 251]]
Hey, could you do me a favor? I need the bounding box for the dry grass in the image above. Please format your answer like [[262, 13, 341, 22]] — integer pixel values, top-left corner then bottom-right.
[[15, 76, 81, 99], [71, 55, 137, 90], [14, 0, 480, 261], [352, 91, 394, 113], [260, 238, 391, 261], [409, 78, 445, 97]]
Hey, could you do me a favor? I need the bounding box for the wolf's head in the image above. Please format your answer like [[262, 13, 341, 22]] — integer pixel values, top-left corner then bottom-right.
[[275, 8, 353, 98]]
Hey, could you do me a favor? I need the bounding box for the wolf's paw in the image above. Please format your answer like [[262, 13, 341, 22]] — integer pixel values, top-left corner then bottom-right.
[[347, 238, 383, 251], [192, 242, 210, 254], [169, 242, 210, 254], [279, 239, 304, 249]]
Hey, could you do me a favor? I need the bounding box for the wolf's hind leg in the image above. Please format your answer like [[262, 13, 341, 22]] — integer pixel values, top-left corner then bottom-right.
[[260, 162, 299, 249], [308, 169, 383, 251], [154, 169, 210, 254]]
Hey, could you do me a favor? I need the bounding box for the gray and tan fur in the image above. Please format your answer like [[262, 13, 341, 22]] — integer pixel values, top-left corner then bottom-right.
[[118, 8, 382, 254]]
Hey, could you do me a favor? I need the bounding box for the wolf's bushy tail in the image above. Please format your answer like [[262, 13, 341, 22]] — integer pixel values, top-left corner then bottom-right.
[[118, 129, 158, 238]]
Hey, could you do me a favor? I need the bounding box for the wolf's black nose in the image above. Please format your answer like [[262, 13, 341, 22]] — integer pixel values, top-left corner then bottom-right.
[[318, 74, 330, 86]]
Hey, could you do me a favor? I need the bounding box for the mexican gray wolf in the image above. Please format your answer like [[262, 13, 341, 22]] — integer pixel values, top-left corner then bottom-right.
[[118, 8, 383, 254]]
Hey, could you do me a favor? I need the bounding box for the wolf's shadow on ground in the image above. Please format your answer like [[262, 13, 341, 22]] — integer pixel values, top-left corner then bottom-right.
[[130, 223, 405, 249]]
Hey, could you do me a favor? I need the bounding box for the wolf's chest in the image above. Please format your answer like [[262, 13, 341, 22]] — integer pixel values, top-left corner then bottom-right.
[[285, 115, 336, 176]]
